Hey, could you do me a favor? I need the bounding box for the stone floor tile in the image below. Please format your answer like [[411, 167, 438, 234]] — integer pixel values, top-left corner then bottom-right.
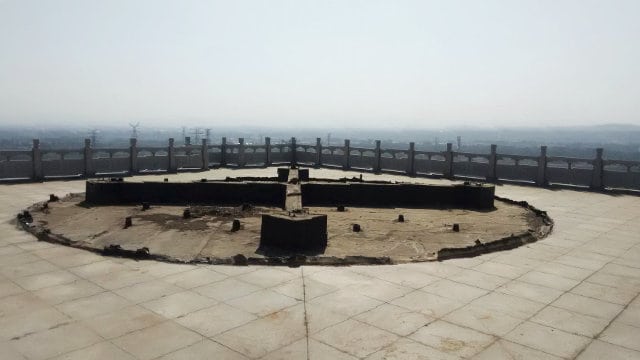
[[309, 289, 382, 317], [305, 303, 350, 334], [473, 339, 562, 360], [32, 279, 104, 305], [0, 252, 42, 268], [571, 281, 637, 305], [300, 277, 338, 300], [491, 253, 546, 270], [374, 267, 441, 289], [260, 338, 306, 360], [83, 305, 165, 339], [50, 341, 136, 360], [176, 303, 257, 337], [351, 278, 413, 302], [366, 338, 460, 360], [536, 262, 595, 281], [473, 261, 529, 279], [554, 255, 608, 271], [193, 278, 262, 302], [209, 265, 257, 276], [422, 279, 488, 302], [577, 339, 640, 360], [0, 340, 28, 360], [68, 260, 128, 279], [505, 321, 591, 358], [112, 321, 202, 360], [518, 271, 580, 291], [616, 305, 640, 327], [408, 261, 464, 278], [552, 292, 623, 320], [45, 251, 105, 268], [159, 339, 248, 360], [114, 279, 183, 303], [531, 305, 610, 337], [0, 292, 51, 315], [443, 303, 523, 336], [226, 288, 299, 317], [391, 290, 465, 318], [408, 320, 494, 358], [0, 245, 25, 257], [449, 269, 510, 290], [236, 267, 299, 288], [599, 322, 640, 351], [13, 269, 79, 291], [308, 268, 377, 288], [600, 263, 640, 279], [469, 292, 546, 320], [10, 322, 102, 360], [270, 278, 304, 300], [88, 267, 155, 290], [308, 339, 358, 360], [313, 319, 398, 358], [141, 290, 217, 318], [0, 279, 25, 299], [214, 304, 305, 359], [586, 272, 640, 292], [495, 280, 564, 304], [56, 291, 131, 319], [0, 306, 69, 341], [354, 303, 434, 336], [161, 267, 227, 289], [0, 259, 59, 279]]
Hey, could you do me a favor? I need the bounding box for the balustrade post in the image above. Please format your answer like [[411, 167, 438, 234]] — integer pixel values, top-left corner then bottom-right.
[[201, 138, 209, 170], [343, 139, 350, 170], [238, 138, 245, 167], [315, 137, 322, 168], [407, 142, 416, 176], [591, 148, 604, 190], [265, 137, 272, 166], [443, 143, 454, 179], [129, 138, 138, 175], [84, 138, 94, 178], [487, 144, 497, 182], [374, 140, 382, 173], [290, 137, 297, 167], [536, 146, 548, 186], [32, 139, 43, 181], [168, 138, 177, 173], [218, 137, 226, 167]]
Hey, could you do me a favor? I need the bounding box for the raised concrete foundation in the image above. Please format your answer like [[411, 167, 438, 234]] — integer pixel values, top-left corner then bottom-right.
[[259, 214, 328, 252]]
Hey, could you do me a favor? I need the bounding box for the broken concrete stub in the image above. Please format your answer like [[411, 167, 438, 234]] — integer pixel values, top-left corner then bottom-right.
[[259, 214, 327, 252]]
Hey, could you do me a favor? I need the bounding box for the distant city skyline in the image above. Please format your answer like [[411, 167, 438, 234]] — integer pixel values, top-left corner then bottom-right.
[[1, 0, 639, 128]]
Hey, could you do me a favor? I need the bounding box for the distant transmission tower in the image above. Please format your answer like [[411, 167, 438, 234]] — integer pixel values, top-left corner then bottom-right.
[[191, 128, 205, 143], [129, 122, 140, 139]]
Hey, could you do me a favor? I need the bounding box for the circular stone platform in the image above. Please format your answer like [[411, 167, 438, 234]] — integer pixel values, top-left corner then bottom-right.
[[18, 175, 553, 266]]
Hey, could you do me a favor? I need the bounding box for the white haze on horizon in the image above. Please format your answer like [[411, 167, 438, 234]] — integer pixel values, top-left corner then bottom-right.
[[0, 0, 639, 129]]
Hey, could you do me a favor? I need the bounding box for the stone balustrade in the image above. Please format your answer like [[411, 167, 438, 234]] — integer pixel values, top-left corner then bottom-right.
[[1, 137, 639, 191]]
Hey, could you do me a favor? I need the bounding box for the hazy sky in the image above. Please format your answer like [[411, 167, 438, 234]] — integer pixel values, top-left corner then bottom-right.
[[0, 0, 639, 129]]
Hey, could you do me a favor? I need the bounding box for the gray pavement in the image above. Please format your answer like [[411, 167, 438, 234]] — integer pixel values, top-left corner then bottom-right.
[[0, 168, 638, 359]]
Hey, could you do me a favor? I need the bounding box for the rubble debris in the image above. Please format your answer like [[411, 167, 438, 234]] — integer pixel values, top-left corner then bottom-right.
[[452, 223, 460, 232], [141, 202, 150, 211], [352, 223, 361, 232], [183, 208, 191, 219], [398, 214, 405, 222], [124, 216, 132, 229], [49, 194, 59, 202]]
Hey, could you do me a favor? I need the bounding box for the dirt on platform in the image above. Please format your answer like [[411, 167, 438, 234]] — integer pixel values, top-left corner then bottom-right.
[[25, 193, 549, 264]]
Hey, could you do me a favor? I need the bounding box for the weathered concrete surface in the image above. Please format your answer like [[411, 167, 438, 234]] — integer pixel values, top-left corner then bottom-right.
[[0, 168, 639, 359]]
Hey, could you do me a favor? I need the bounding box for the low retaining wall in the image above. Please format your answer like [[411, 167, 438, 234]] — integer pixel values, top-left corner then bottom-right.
[[85, 180, 287, 207], [301, 182, 495, 209]]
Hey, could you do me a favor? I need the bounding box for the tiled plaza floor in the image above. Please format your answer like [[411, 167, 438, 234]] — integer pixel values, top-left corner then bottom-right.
[[0, 168, 638, 359]]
